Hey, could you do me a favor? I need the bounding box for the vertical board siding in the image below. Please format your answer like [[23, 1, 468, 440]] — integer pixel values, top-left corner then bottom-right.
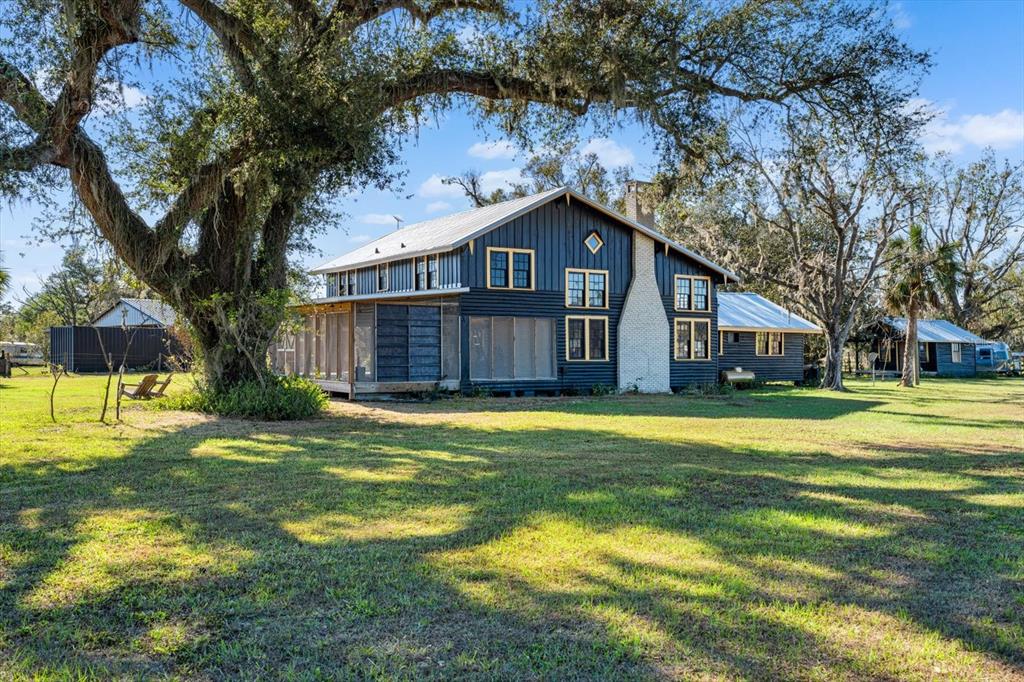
[[457, 199, 633, 393], [720, 332, 805, 382], [658, 249, 721, 388], [48, 326, 181, 373]]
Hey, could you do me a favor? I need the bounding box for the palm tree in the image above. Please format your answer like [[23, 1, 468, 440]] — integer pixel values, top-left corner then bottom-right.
[[0, 265, 10, 298], [884, 224, 959, 387]]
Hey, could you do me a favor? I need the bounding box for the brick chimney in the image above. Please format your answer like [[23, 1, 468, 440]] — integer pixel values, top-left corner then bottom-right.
[[624, 180, 656, 229]]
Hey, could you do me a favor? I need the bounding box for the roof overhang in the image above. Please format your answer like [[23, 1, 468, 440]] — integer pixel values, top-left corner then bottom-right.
[[719, 326, 823, 334], [291, 287, 468, 308]]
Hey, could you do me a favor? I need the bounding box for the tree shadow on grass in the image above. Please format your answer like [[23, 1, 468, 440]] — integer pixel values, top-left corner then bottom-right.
[[1, 408, 1022, 679]]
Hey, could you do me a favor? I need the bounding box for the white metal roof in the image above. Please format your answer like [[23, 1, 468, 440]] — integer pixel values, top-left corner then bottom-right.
[[884, 318, 985, 344], [92, 298, 178, 327], [311, 186, 738, 280], [718, 292, 821, 333]]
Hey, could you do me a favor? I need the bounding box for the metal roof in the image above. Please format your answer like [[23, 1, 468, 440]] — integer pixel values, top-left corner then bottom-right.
[[311, 186, 738, 281], [718, 292, 821, 333], [884, 318, 985, 344], [93, 298, 178, 327]]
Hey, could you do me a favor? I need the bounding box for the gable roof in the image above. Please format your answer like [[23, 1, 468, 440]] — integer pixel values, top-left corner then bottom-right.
[[311, 186, 738, 280], [718, 292, 821, 333], [94, 298, 178, 327], [883, 318, 984, 344]]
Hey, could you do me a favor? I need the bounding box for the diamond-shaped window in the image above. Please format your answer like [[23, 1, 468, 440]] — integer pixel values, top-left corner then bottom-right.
[[584, 231, 604, 254]]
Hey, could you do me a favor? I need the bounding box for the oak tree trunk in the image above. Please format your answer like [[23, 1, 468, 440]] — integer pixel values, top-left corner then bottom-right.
[[821, 329, 847, 391]]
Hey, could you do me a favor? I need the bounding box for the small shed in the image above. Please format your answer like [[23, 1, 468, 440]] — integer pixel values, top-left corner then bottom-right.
[[717, 293, 822, 383], [868, 318, 981, 377], [92, 298, 178, 328]]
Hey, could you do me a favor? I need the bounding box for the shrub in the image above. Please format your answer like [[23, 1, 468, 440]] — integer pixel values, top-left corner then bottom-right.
[[590, 383, 616, 396], [164, 375, 327, 420]]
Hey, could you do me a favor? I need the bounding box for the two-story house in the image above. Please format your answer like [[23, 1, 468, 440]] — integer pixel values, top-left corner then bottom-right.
[[271, 184, 815, 397]]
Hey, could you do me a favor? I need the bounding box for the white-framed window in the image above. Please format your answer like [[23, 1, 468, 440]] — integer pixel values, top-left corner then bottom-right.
[[565, 268, 608, 308], [675, 319, 711, 360], [469, 316, 556, 380], [566, 315, 608, 361], [756, 332, 784, 356], [487, 247, 534, 290], [951, 343, 961, 363], [674, 275, 711, 311], [377, 263, 389, 292]]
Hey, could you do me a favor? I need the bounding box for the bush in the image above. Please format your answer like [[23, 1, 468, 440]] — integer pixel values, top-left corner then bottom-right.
[[164, 375, 327, 420], [590, 383, 616, 396]]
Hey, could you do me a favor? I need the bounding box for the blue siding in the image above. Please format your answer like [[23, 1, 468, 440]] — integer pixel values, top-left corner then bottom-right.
[[936, 342, 977, 377], [457, 200, 634, 393], [375, 304, 442, 381], [720, 332, 806, 382], [328, 250, 462, 298], [658, 249, 722, 389]]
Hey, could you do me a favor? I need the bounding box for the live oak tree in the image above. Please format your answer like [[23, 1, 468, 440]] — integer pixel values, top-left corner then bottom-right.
[[1, 0, 926, 388]]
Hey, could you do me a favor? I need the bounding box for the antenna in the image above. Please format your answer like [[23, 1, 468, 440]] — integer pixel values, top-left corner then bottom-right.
[[393, 215, 403, 231]]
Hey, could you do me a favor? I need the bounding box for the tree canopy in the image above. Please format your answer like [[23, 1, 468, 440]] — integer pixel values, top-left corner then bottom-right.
[[1, 0, 928, 386]]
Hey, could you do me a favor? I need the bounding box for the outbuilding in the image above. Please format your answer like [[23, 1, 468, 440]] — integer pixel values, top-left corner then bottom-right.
[[867, 318, 981, 378]]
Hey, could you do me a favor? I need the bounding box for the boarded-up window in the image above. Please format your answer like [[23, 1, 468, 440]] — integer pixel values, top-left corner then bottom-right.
[[469, 316, 555, 380]]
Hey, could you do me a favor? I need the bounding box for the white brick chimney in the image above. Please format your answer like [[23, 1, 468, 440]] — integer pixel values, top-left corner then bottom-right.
[[618, 231, 671, 393]]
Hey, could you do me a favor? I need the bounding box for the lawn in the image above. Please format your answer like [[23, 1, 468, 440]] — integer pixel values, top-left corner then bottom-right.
[[1, 372, 1022, 680]]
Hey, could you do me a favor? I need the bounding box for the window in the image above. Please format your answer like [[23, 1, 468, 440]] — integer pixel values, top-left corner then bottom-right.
[[566, 316, 608, 361], [377, 263, 389, 291], [347, 271, 357, 296], [326, 273, 339, 297], [469, 316, 555, 380], [487, 247, 534, 290], [674, 275, 711, 311], [756, 332, 785, 356], [416, 258, 427, 290], [951, 343, 962, 363], [565, 268, 607, 308], [428, 254, 439, 289], [675, 319, 711, 360], [584, 231, 604, 254]]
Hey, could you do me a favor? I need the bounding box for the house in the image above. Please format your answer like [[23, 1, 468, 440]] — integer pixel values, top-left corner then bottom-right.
[[272, 184, 741, 397], [92, 298, 178, 328], [717, 292, 821, 383], [867, 318, 982, 378]]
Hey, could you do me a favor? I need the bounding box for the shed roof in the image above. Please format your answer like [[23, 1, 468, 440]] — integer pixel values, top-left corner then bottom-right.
[[93, 298, 178, 327], [884, 318, 984, 344], [718, 292, 821, 333], [311, 186, 738, 280]]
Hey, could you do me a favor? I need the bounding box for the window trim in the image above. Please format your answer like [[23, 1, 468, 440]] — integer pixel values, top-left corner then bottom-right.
[[674, 318, 711, 361], [673, 274, 712, 312], [376, 262, 389, 292], [415, 257, 427, 291], [565, 315, 609, 362], [718, 330, 724, 356], [951, 342, 962, 363], [564, 268, 609, 309], [584, 231, 605, 254], [427, 253, 439, 289], [755, 332, 785, 357], [486, 247, 535, 290]]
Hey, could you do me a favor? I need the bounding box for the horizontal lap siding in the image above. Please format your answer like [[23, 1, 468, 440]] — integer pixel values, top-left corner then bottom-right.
[[936, 342, 977, 376], [657, 250, 721, 388], [720, 332, 805, 382], [459, 200, 633, 392], [375, 304, 443, 382]]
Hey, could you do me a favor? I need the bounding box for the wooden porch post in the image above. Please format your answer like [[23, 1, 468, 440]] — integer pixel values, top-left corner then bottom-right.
[[348, 306, 356, 400]]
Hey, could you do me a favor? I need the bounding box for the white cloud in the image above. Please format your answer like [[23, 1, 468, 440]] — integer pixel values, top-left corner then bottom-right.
[[915, 100, 1024, 154], [467, 140, 517, 160], [417, 174, 465, 199], [479, 167, 526, 193], [349, 234, 372, 244], [890, 2, 912, 29], [359, 213, 402, 226], [425, 201, 452, 213], [579, 138, 635, 168]]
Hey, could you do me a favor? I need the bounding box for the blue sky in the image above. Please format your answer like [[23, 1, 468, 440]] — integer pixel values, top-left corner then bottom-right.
[[2, 0, 1022, 303]]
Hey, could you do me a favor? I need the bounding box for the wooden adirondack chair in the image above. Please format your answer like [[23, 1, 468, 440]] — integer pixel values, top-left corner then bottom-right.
[[120, 374, 158, 400], [150, 373, 174, 398]]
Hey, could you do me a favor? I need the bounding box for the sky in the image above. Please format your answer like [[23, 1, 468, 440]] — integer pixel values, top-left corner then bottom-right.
[[2, 0, 1023, 304]]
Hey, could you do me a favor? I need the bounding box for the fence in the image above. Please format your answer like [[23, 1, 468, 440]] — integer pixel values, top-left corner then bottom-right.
[[48, 326, 185, 373]]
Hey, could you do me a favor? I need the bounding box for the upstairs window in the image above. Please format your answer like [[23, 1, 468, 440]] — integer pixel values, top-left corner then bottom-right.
[[565, 269, 607, 308], [347, 271, 357, 296], [756, 332, 784, 356], [488, 248, 534, 290], [415, 258, 427, 290], [377, 263, 389, 292], [584, 231, 604, 254], [428, 254, 439, 289], [325, 273, 339, 298], [674, 275, 711, 311]]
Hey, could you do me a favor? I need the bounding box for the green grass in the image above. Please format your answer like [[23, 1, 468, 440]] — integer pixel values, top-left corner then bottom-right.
[[1, 372, 1022, 680]]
